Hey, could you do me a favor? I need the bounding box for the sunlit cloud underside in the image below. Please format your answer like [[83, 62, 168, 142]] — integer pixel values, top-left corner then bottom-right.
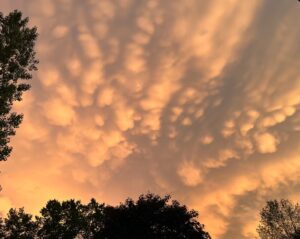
[[0, 0, 300, 238]]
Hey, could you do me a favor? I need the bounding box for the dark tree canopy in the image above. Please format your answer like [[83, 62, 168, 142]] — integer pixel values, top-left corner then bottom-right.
[[102, 193, 211, 239], [257, 199, 300, 239], [0, 193, 211, 239], [0, 208, 38, 239], [37, 199, 89, 239], [0, 10, 38, 161]]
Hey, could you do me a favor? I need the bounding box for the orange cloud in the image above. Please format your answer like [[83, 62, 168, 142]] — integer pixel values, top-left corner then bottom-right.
[[1, 0, 300, 238]]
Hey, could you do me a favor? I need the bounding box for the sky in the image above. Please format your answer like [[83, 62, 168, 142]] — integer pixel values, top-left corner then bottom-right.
[[0, 0, 300, 238]]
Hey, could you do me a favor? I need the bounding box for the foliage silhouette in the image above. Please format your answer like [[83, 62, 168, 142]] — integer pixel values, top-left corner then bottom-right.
[[0, 208, 38, 238], [102, 193, 211, 239], [0, 10, 38, 161], [257, 199, 300, 239], [0, 193, 211, 239], [37, 199, 87, 239]]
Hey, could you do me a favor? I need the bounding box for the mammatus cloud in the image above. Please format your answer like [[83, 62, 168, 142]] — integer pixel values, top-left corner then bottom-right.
[[0, 0, 299, 238]]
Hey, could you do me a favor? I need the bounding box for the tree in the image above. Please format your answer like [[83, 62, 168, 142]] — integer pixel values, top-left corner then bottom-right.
[[81, 198, 105, 238], [37, 199, 87, 239], [0, 208, 38, 239], [0, 193, 211, 239], [102, 193, 211, 239], [257, 199, 300, 239], [37, 199, 105, 239], [0, 10, 38, 161]]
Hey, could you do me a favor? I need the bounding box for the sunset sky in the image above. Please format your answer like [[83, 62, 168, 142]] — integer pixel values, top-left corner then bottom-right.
[[1, 0, 300, 238]]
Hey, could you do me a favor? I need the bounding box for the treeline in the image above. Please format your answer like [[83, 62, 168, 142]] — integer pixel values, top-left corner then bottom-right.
[[1, 195, 300, 239], [0, 193, 211, 239]]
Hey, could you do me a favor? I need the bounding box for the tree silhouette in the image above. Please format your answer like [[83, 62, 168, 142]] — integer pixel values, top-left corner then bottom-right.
[[0, 193, 211, 239], [102, 193, 211, 239], [0, 208, 38, 239], [37, 198, 106, 238], [81, 198, 105, 238], [37, 199, 87, 239], [257, 199, 300, 239], [0, 10, 38, 161]]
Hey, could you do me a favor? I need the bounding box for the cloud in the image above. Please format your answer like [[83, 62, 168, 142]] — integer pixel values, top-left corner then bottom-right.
[[43, 98, 76, 126], [177, 161, 203, 187], [0, 0, 300, 238], [254, 132, 278, 154]]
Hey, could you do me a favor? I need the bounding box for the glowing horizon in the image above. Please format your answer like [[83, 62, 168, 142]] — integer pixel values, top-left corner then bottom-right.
[[0, 0, 300, 238]]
